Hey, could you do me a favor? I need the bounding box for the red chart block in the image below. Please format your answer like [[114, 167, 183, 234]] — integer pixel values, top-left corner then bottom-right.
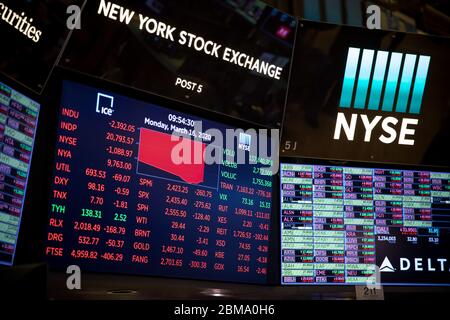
[[138, 128, 206, 184]]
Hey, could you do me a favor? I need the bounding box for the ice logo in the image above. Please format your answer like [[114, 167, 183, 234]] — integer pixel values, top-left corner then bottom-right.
[[96, 93, 115, 116]]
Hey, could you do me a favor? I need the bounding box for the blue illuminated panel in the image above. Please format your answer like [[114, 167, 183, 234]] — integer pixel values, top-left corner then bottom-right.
[[339, 48, 430, 114], [324, 0, 342, 24], [354, 50, 375, 109], [367, 51, 389, 111], [382, 52, 403, 112], [396, 54, 417, 113], [303, 0, 321, 21], [339, 48, 361, 108], [410, 56, 431, 114]]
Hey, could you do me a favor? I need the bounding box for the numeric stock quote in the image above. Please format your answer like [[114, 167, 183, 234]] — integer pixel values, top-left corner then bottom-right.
[[45, 81, 274, 284]]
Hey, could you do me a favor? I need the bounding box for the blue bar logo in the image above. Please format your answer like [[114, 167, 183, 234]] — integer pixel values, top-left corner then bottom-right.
[[339, 47, 431, 115]]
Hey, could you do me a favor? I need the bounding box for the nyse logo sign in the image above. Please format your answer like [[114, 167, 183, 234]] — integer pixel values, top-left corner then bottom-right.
[[96, 93, 115, 116], [334, 47, 431, 146]]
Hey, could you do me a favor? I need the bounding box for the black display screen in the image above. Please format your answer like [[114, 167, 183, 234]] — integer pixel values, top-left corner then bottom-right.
[[280, 161, 450, 286], [45, 79, 275, 284], [0, 80, 40, 266], [282, 20, 450, 166], [60, 0, 295, 128]]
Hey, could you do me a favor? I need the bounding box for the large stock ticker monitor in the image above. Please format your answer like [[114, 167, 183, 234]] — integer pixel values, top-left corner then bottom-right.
[[45, 80, 275, 284], [0, 81, 40, 266], [280, 162, 450, 286]]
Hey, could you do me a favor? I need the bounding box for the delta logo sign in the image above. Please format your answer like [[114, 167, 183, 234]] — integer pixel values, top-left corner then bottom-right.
[[334, 47, 431, 146]]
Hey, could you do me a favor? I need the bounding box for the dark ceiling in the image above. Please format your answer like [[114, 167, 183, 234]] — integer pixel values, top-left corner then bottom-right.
[[263, 0, 450, 36]]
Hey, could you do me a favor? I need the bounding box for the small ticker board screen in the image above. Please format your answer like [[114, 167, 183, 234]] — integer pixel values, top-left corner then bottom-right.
[[0, 81, 40, 266], [280, 163, 450, 286], [45, 80, 274, 284]]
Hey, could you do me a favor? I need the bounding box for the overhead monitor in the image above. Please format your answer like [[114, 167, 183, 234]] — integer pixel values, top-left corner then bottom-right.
[[0, 80, 40, 266], [280, 161, 450, 286], [45, 78, 275, 284]]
